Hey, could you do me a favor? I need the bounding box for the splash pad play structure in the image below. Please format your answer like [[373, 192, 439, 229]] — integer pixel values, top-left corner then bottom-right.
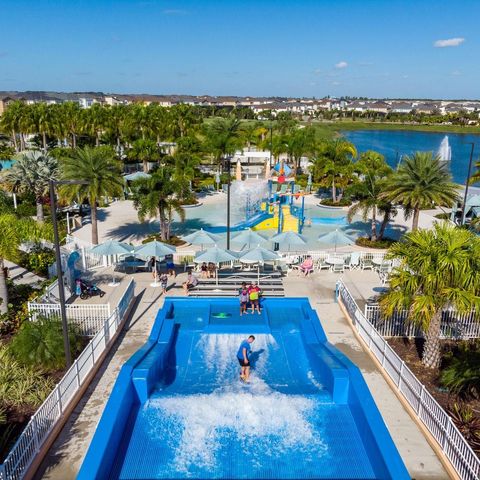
[[78, 298, 409, 479], [209, 162, 312, 234]]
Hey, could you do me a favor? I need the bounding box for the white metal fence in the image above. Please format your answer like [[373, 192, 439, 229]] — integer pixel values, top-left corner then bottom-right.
[[364, 304, 480, 339], [336, 280, 480, 480], [27, 302, 111, 336], [0, 279, 135, 480]]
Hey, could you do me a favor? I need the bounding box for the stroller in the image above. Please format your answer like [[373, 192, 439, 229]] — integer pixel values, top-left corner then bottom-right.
[[76, 279, 106, 300]]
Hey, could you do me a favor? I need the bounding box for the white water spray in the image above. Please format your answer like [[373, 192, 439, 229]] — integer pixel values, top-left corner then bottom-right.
[[438, 135, 452, 162]]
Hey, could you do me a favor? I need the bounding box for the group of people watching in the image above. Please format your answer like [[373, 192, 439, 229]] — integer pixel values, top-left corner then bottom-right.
[[238, 282, 262, 315], [200, 262, 217, 279]]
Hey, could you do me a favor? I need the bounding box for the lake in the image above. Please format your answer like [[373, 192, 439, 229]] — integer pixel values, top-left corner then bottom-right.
[[342, 129, 480, 184]]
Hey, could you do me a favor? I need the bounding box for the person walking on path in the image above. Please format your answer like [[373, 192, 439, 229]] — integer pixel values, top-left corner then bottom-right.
[[237, 335, 255, 382]]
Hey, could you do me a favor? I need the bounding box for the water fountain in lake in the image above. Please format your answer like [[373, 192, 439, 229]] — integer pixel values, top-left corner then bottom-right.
[[230, 179, 269, 220], [438, 135, 452, 162]]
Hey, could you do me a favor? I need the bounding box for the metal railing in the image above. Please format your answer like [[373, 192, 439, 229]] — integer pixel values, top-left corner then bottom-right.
[[27, 302, 111, 336], [0, 279, 135, 480], [336, 280, 480, 480], [364, 304, 480, 339]]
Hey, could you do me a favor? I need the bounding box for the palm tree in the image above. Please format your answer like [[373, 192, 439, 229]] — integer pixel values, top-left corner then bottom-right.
[[203, 117, 242, 171], [348, 151, 393, 241], [60, 101, 83, 148], [381, 152, 459, 231], [128, 139, 160, 173], [34, 102, 55, 151], [0, 100, 26, 152], [59, 146, 124, 244], [380, 223, 480, 369], [131, 167, 186, 241], [2, 151, 58, 222], [83, 103, 107, 147], [312, 139, 357, 202], [0, 214, 51, 313], [469, 160, 480, 185]]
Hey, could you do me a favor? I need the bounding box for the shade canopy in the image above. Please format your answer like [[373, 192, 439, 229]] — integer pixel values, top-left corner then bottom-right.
[[182, 228, 221, 246], [89, 240, 132, 256], [231, 229, 267, 249], [134, 240, 176, 258], [317, 229, 355, 252], [239, 246, 280, 264], [124, 171, 151, 181], [194, 246, 238, 264], [270, 231, 307, 250]]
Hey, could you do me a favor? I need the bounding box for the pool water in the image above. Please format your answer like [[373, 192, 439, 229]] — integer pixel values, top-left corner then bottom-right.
[[79, 298, 409, 480], [109, 331, 375, 479]]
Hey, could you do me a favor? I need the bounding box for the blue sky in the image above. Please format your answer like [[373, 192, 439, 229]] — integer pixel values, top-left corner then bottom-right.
[[0, 0, 478, 99]]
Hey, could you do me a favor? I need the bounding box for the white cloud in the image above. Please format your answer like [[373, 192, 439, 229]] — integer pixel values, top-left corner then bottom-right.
[[313, 68, 322, 75], [331, 81, 341, 86], [334, 61, 348, 69], [434, 37, 465, 48], [451, 70, 462, 76]]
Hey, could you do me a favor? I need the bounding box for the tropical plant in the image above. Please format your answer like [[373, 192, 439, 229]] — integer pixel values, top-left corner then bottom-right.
[[348, 151, 393, 241], [312, 139, 357, 202], [131, 167, 186, 241], [440, 342, 480, 398], [380, 223, 480, 369], [446, 403, 480, 453], [9, 316, 83, 370], [0, 214, 51, 314], [1, 151, 58, 222], [59, 146, 124, 244], [381, 152, 459, 231], [0, 344, 54, 412], [127, 139, 161, 173], [203, 117, 242, 170]]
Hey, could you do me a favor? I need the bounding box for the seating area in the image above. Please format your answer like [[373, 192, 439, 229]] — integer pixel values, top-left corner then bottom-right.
[[188, 271, 285, 297]]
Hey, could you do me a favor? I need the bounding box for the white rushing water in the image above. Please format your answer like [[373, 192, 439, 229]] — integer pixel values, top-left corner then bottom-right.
[[438, 135, 452, 162], [146, 334, 328, 474]]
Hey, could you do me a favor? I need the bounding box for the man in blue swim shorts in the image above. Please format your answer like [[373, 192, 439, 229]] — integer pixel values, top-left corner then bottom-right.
[[237, 335, 255, 382]]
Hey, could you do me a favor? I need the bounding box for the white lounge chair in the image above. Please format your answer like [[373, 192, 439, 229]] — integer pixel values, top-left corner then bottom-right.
[[345, 252, 360, 270]]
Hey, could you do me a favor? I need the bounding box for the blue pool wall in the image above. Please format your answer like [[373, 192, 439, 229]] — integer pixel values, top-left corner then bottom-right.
[[78, 298, 409, 480]]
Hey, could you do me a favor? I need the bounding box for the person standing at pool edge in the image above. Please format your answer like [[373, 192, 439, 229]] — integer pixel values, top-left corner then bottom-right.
[[237, 335, 255, 382]]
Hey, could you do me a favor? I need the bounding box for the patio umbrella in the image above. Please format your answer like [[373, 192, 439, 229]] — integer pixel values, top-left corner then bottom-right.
[[90, 240, 132, 286], [239, 246, 280, 283], [134, 240, 176, 287], [194, 246, 238, 286], [182, 228, 222, 250], [270, 231, 308, 252], [124, 171, 151, 181], [317, 229, 354, 253], [232, 228, 268, 250]]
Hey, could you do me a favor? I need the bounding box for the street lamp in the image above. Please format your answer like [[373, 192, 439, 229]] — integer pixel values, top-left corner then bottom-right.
[[461, 143, 475, 226], [223, 156, 232, 249], [49, 179, 88, 367]]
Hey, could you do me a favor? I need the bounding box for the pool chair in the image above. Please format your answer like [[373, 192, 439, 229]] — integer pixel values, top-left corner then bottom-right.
[[332, 262, 345, 273], [344, 252, 360, 270], [314, 258, 330, 271], [360, 257, 374, 270]]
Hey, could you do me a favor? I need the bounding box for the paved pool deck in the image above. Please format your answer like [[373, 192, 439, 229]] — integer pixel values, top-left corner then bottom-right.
[[36, 269, 450, 480]]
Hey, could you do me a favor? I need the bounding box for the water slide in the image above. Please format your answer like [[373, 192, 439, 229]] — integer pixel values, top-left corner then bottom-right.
[[78, 298, 409, 480]]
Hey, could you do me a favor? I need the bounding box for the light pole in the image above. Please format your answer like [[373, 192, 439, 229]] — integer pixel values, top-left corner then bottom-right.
[[49, 179, 88, 368], [224, 156, 232, 249], [461, 143, 475, 226]]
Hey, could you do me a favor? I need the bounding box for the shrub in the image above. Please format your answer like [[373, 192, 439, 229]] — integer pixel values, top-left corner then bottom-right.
[[0, 344, 54, 412], [23, 245, 55, 276], [15, 202, 37, 218], [446, 403, 480, 454], [434, 212, 451, 220], [9, 317, 84, 371], [355, 237, 396, 249], [320, 198, 352, 207], [440, 342, 480, 399]]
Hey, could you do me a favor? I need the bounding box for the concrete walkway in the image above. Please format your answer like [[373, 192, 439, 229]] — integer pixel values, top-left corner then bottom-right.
[[37, 269, 450, 480], [4, 259, 45, 288]]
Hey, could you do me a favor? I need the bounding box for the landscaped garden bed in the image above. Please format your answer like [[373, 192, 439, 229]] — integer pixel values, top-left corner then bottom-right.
[[387, 337, 480, 456]]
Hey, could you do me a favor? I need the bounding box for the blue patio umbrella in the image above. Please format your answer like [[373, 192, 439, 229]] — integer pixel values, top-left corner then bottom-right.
[[239, 246, 280, 283], [89, 240, 132, 286], [232, 229, 268, 250], [134, 241, 176, 287], [317, 229, 354, 253], [270, 231, 308, 252], [124, 171, 151, 181], [194, 246, 238, 285], [182, 229, 221, 250]]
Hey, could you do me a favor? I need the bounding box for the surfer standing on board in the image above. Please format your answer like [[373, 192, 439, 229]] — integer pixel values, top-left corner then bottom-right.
[[237, 335, 255, 382]]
